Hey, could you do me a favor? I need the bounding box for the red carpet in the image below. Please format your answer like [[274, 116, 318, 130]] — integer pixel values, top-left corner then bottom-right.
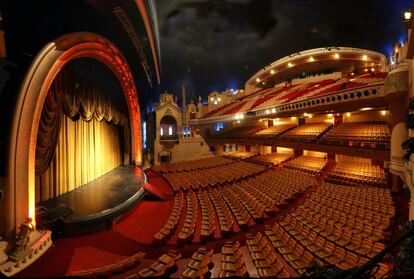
[[19, 172, 176, 277]]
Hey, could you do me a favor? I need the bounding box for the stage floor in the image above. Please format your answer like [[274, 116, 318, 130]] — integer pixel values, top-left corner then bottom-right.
[[37, 165, 145, 231]]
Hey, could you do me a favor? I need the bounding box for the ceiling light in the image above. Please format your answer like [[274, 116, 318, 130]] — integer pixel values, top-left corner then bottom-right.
[[381, 110, 387, 116], [362, 55, 368, 61], [327, 113, 333, 117], [256, 78, 261, 83], [346, 112, 351, 117], [270, 69, 275, 74], [271, 108, 276, 113], [334, 53, 340, 59], [288, 62, 293, 67], [309, 56, 315, 62], [266, 109, 270, 114], [360, 107, 373, 111]]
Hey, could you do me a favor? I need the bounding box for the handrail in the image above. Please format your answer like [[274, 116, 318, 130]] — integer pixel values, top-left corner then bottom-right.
[[345, 223, 414, 279]]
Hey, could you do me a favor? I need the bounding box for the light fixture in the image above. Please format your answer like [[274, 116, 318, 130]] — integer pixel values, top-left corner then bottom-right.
[[309, 56, 315, 62], [237, 120, 240, 123], [308, 115, 313, 119], [334, 53, 340, 59], [381, 110, 387, 116], [259, 119, 262, 122], [270, 69, 275, 74], [327, 113, 333, 117], [288, 62, 293, 67], [362, 55, 368, 61], [360, 107, 373, 111], [291, 116, 296, 120], [256, 77, 261, 83], [371, 67, 375, 72], [404, 11, 412, 20], [364, 68, 368, 72], [271, 108, 276, 113], [266, 109, 270, 114], [276, 118, 280, 121], [346, 112, 351, 117]]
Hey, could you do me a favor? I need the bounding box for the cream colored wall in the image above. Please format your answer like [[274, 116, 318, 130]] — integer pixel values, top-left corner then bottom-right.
[[260, 146, 272, 155], [304, 150, 327, 157], [277, 147, 294, 154]]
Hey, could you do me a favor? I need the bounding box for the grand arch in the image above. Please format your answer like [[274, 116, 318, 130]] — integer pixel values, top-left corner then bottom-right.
[[6, 32, 142, 234]]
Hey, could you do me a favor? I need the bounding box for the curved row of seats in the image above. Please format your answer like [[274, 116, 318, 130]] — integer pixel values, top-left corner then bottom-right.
[[322, 123, 390, 144], [69, 252, 145, 277], [285, 155, 327, 175], [126, 250, 182, 278], [247, 152, 292, 166], [152, 156, 234, 174], [326, 161, 388, 187], [163, 161, 266, 192], [250, 124, 296, 138], [245, 232, 291, 278], [197, 191, 216, 240], [281, 123, 332, 140], [178, 191, 198, 243], [153, 168, 315, 244], [219, 241, 247, 277], [153, 193, 184, 243], [181, 248, 214, 278]]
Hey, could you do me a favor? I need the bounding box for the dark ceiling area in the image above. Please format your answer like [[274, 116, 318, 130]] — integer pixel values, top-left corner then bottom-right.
[[157, 0, 413, 102]]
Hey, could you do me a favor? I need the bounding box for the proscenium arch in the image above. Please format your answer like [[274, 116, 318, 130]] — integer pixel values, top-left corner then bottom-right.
[[6, 32, 142, 234]]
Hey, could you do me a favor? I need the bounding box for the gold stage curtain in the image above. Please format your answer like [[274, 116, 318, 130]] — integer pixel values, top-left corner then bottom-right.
[[36, 115, 122, 202], [35, 69, 128, 202]]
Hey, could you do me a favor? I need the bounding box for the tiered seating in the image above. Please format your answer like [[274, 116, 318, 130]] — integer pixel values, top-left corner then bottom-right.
[[282, 123, 332, 140], [211, 126, 263, 139], [181, 248, 214, 278], [178, 191, 198, 243], [69, 252, 145, 277], [245, 232, 290, 278], [197, 191, 216, 240], [153, 192, 184, 243], [220, 187, 252, 229], [152, 156, 233, 174], [222, 151, 258, 159], [251, 124, 296, 138], [163, 161, 266, 192], [208, 190, 234, 235], [136, 250, 182, 277], [247, 152, 292, 166], [219, 241, 247, 277], [285, 156, 327, 175], [237, 169, 315, 208], [272, 183, 394, 274], [326, 161, 387, 187], [322, 123, 390, 148]]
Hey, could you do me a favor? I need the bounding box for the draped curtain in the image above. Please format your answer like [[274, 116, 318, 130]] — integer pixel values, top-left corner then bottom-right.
[[35, 69, 129, 202]]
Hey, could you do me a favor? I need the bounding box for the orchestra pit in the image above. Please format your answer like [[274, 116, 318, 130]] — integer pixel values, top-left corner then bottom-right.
[[0, 0, 413, 278]]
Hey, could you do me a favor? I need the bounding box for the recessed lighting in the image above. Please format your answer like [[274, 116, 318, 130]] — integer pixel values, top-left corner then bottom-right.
[[360, 107, 373, 111]]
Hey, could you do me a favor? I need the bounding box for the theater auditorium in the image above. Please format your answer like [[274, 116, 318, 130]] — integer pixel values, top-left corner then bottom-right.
[[0, 0, 414, 278]]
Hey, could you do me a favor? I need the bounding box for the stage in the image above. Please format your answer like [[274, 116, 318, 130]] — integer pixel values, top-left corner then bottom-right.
[[36, 165, 147, 235]]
